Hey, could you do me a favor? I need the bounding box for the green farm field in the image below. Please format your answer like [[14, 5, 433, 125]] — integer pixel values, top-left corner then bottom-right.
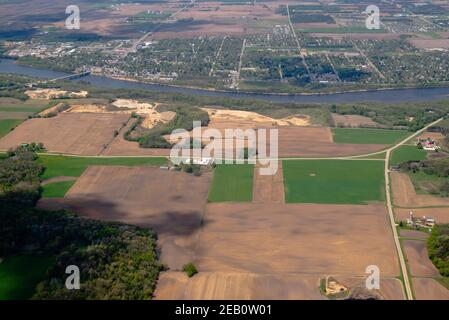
[[332, 128, 410, 145], [0, 254, 54, 300], [283, 160, 385, 204], [208, 164, 254, 202], [390, 145, 427, 166]]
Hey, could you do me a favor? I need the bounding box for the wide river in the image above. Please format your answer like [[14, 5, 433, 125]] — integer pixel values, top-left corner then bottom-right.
[[1, 58, 449, 103]]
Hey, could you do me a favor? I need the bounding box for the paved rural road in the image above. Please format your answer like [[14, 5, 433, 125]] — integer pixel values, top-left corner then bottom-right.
[[383, 117, 444, 300]]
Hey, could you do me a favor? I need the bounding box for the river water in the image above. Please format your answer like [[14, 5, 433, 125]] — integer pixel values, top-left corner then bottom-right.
[[1, 58, 449, 104]]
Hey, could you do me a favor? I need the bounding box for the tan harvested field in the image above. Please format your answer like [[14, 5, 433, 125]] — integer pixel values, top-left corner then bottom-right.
[[277, 127, 387, 157], [413, 278, 449, 300], [403, 240, 440, 278], [252, 161, 285, 204], [391, 172, 449, 207], [155, 272, 404, 300], [39, 166, 211, 270], [196, 203, 399, 276], [409, 39, 449, 49], [0, 113, 130, 155], [101, 118, 170, 156], [399, 229, 429, 240], [331, 113, 381, 128], [395, 208, 449, 224]]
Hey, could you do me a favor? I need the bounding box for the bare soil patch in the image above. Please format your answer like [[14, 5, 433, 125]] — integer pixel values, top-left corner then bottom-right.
[[403, 240, 440, 277], [391, 172, 449, 207], [0, 113, 129, 155], [413, 278, 449, 300]]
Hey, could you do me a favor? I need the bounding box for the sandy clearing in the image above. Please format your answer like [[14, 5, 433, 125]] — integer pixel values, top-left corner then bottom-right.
[[25, 89, 88, 99], [38, 166, 211, 270], [395, 208, 449, 224], [0, 113, 130, 155], [413, 278, 449, 300], [203, 107, 311, 127], [391, 172, 449, 207], [196, 203, 399, 276], [403, 240, 440, 278]]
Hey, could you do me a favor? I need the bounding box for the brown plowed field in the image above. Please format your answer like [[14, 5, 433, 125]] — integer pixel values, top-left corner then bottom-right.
[[403, 240, 440, 278], [196, 203, 399, 276], [391, 172, 449, 207], [413, 278, 449, 300], [155, 272, 404, 300], [0, 113, 130, 155], [252, 161, 285, 203], [395, 208, 449, 224], [40, 166, 211, 270]]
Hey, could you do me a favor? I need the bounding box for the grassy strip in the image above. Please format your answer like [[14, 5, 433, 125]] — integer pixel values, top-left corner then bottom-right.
[[37, 155, 167, 180]]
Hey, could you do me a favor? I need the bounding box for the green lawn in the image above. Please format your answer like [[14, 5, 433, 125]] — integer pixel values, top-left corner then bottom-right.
[[283, 160, 385, 204], [208, 164, 254, 202], [0, 119, 22, 138], [37, 155, 168, 180], [42, 180, 76, 198], [332, 128, 410, 145], [390, 146, 427, 166], [0, 254, 55, 300]]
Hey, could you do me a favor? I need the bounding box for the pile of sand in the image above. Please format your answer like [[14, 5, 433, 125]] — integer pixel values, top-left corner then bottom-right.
[[202, 108, 310, 126], [25, 89, 88, 99]]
